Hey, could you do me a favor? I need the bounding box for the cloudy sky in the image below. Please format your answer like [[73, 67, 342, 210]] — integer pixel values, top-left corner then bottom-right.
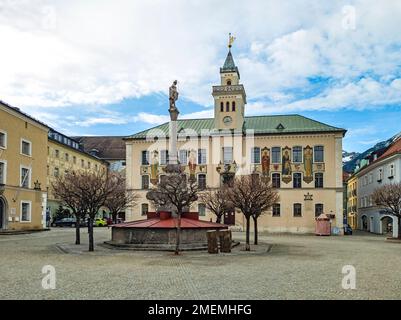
[[1, 0, 401, 152]]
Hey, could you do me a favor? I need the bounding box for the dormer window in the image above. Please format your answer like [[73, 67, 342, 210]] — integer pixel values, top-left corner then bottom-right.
[[232, 101, 236, 112]]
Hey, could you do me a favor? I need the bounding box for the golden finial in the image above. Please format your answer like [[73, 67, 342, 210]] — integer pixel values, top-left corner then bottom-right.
[[228, 33, 236, 49]]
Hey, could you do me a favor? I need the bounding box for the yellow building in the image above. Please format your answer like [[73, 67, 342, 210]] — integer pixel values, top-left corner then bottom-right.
[[0, 101, 49, 231], [125, 47, 346, 234], [346, 174, 358, 229], [46, 129, 108, 218]]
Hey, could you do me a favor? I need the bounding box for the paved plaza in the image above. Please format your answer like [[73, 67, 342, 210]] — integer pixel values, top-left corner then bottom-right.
[[0, 228, 400, 300]]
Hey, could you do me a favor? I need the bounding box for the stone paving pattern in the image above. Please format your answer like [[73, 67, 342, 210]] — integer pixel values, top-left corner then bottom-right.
[[0, 228, 400, 299]]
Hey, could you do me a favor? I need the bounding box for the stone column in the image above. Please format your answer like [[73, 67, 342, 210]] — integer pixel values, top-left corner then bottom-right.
[[169, 120, 178, 165]]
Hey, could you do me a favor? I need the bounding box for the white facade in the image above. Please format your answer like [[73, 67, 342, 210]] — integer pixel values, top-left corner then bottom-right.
[[357, 154, 401, 238]]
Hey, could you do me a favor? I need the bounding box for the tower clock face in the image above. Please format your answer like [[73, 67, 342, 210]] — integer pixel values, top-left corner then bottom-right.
[[223, 116, 233, 125]]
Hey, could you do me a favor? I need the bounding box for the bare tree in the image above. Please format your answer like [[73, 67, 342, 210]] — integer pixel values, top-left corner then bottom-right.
[[105, 173, 138, 224], [228, 175, 279, 250], [147, 166, 198, 255], [372, 182, 401, 239], [53, 169, 116, 251], [52, 172, 88, 245], [199, 187, 232, 224]]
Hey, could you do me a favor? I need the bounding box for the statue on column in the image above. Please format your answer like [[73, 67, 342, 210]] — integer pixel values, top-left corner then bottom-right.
[[169, 80, 180, 120]]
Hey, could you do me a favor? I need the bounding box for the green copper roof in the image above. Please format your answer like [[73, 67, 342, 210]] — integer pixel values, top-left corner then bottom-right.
[[220, 49, 239, 74], [126, 115, 346, 140]]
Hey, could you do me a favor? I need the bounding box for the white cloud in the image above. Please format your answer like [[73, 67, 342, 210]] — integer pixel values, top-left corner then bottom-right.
[[74, 117, 129, 127], [0, 0, 401, 118], [133, 112, 169, 126]]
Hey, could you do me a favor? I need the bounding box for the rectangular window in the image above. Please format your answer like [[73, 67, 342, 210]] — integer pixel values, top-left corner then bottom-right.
[[293, 203, 302, 217], [293, 173, 302, 188], [65, 153, 69, 162], [141, 203, 149, 216], [272, 173, 281, 188], [142, 175, 149, 190], [21, 139, 32, 156], [314, 146, 324, 162], [0, 131, 7, 148], [315, 204, 324, 217], [198, 204, 206, 216], [179, 149, 188, 165], [368, 173, 373, 184], [73, 156, 77, 164], [251, 147, 261, 164], [272, 147, 281, 164], [198, 149, 207, 164], [223, 147, 233, 164], [272, 203, 280, 217], [21, 201, 31, 222], [315, 173, 324, 188], [378, 168, 383, 181], [0, 161, 6, 184], [198, 174, 206, 190], [20, 167, 30, 188], [54, 167, 59, 177], [160, 150, 169, 165], [292, 146, 302, 163], [55, 150, 59, 158], [141, 150, 149, 165], [81, 159, 85, 168], [389, 164, 395, 178]]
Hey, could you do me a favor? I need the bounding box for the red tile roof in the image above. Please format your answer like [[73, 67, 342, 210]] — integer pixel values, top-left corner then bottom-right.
[[113, 217, 228, 229], [377, 137, 401, 161]]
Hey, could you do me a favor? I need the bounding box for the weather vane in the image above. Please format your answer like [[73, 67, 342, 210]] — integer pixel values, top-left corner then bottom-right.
[[228, 33, 236, 49]]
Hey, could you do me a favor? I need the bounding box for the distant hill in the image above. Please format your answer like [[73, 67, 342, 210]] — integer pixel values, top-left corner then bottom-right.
[[343, 131, 401, 173]]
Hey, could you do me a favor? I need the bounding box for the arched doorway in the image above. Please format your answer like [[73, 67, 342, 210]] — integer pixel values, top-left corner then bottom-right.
[[361, 215, 368, 231], [381, 216, 393, 236], [0, 197, 6, 230]]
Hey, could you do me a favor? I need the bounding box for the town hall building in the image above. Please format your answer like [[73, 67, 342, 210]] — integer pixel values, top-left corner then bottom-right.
[[125, 46, 346, 234]]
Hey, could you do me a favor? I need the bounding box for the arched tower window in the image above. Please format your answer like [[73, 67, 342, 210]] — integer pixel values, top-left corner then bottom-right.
[[226, 101, 230, 112], [220, 102, 224, 112], [232, 101, 236, 112], [227, 79, 232, 85]]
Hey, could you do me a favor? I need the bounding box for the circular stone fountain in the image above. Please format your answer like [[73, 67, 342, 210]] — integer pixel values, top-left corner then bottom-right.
[[105, 211, 228, 251]]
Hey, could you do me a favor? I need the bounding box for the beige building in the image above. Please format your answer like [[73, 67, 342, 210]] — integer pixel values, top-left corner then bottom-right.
[[346, 174, 358, 229], [0, 101, 49, 231], [47, 128, 108, 218], [125, 48, 346, 233]]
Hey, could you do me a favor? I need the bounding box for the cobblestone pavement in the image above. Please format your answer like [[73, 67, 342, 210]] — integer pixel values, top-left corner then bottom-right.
[[0, 228, 400, 300]]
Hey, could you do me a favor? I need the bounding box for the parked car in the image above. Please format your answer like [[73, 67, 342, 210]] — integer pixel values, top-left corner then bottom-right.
[[344, 224, 353, 235], [52, 217, 86, 228], [94, 218, 107, 227]]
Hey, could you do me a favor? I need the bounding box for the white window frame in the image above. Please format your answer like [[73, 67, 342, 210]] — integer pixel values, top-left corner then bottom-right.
[[271, 147, 281, 164], [197, 149, 207, 165], [292, 146, 303, 163], [20, 200, 32, 222], [251, 147, 261, 164], [0, 160, 7, 184], [313, 145, 324, 163], [223, 147, 233, 164], [0, 130, 7, 149], [20, 165, 31, 189], [389, 164, 395, 177], [179, 149, 188, 165], [20, 138, 32, 157], [160, 150, 168, 165]]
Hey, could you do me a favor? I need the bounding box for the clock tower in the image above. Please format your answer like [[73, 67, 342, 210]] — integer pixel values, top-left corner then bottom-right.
[[212, 37, 247, 131]]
